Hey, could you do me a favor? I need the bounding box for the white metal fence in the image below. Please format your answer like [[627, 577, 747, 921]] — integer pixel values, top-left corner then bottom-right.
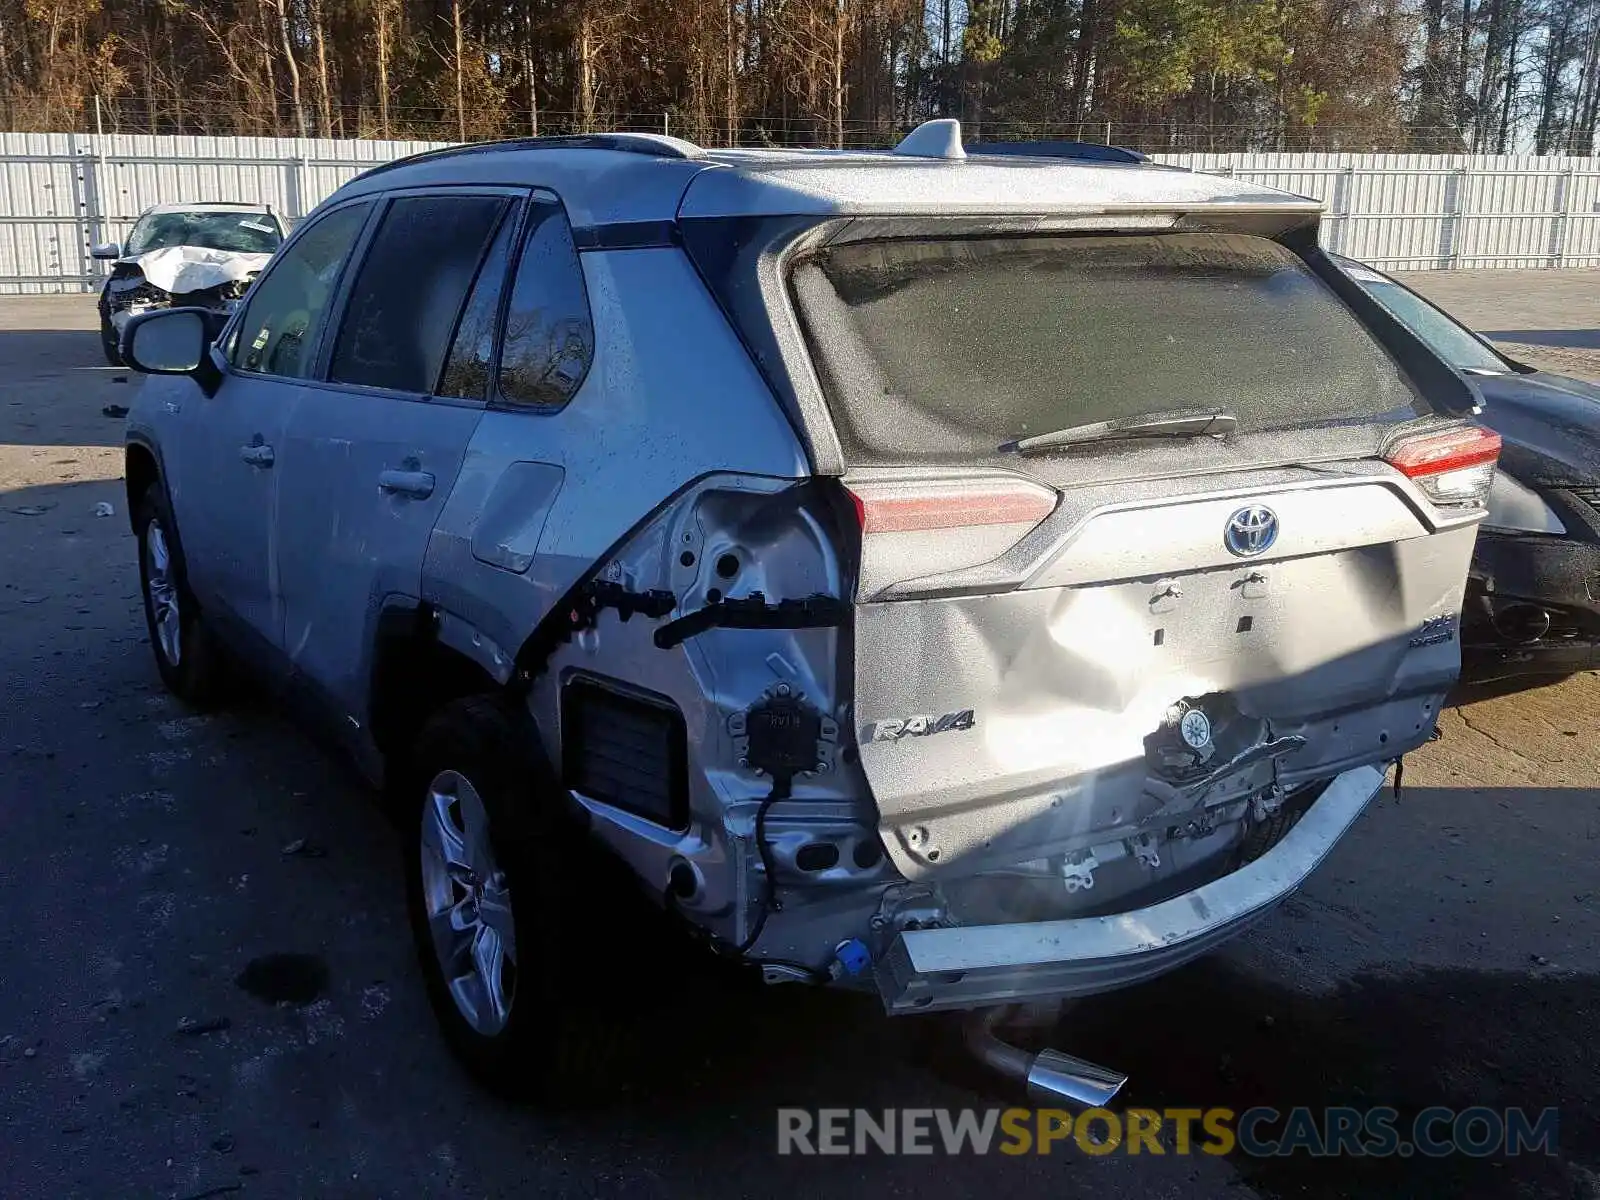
[[0, 132, 450, 294], [3, 131, 1599, 294], [1165, 152, 1600, 272]]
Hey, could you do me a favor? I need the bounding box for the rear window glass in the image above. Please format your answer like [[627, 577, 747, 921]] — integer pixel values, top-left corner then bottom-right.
[[791, 232, 1420, 464]]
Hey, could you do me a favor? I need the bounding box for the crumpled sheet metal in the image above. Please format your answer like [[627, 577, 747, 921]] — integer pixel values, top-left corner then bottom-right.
[[116, 245, 272, 295]]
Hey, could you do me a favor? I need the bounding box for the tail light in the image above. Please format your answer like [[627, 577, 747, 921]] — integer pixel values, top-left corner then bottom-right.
[[844, 473, 1058, 598], [846, 474, 1058, 534], [1384, 424, 1501, 507]]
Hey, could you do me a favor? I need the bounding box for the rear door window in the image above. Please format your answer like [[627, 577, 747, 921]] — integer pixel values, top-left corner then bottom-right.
[[791, 232, 1422, 464], [329, 194, 511, 395], [437, 208, 519, 401]]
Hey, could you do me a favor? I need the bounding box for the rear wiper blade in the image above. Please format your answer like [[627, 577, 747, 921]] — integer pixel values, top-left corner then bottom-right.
[[1005, 408, 1238, 455]]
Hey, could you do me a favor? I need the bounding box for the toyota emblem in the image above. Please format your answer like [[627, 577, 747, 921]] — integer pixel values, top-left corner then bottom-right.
[[1224, 505, 1279, 557]]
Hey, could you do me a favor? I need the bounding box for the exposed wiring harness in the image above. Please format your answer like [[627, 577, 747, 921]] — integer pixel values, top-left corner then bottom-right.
[[729, 774, 790, 955], [661, 772, 827, 983]]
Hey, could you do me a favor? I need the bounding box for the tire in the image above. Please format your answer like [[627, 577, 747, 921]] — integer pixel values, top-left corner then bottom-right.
[[134, 481, 224, 706], [403, 695, 600, 1100], [100, 310, 122, 366]]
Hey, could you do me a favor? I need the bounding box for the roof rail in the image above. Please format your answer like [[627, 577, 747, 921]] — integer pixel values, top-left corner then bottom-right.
[[538, 132, 704, 159], [361, 131, 704, 180], [965, 140, 1149, 165]]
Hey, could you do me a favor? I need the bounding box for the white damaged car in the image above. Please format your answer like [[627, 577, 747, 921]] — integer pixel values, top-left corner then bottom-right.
[[93, 202, 285, 364]]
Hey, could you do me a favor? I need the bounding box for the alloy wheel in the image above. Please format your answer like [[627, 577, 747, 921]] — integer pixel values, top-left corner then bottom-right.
[[419, 770, 519, 1036], [144, 518, 183, 667]]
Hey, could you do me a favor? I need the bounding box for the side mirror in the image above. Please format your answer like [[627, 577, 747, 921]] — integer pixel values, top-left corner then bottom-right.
[[123, 308, 225, 395], [123, 309, 221, 395], [90, 241, 122, 261]]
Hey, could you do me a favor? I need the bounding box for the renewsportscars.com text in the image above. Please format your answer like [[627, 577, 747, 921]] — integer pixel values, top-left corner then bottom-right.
[[776, 1106, 1559, 1158]]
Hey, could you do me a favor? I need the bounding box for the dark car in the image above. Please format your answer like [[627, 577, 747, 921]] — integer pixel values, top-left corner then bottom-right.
[[1337, 255, 1600, 684]]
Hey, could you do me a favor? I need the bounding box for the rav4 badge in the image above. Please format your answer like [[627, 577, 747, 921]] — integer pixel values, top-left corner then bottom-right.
[[866, 710, 976, 742]]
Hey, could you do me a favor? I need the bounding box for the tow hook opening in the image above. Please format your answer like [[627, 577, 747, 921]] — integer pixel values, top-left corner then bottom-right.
[[963, 1005, 1129, 1109]]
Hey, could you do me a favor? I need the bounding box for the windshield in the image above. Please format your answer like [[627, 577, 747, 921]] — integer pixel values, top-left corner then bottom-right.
[[1335, 258, 1507, 374], [125, 211, 282, 257], [792, 232, 1421, 465]]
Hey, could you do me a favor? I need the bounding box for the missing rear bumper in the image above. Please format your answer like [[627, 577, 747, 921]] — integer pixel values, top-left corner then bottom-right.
[[875, 762, 1385, 1013]]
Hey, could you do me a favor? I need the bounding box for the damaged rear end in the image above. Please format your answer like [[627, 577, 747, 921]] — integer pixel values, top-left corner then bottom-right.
[[680, 197, 1497, 1011]]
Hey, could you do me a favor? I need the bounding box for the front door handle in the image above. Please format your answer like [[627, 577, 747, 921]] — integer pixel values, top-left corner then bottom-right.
[[239, 443, 275, 468], [378, 469, 435, 500]]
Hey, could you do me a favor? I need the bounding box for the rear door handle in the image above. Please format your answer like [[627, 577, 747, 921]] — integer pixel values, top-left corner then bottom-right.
[[239, 444, 274, 468], [378, 469, 435, 499]]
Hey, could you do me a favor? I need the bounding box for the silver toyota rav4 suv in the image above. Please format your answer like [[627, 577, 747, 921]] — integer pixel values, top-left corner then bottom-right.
[[120, 120, 1499, 1102]]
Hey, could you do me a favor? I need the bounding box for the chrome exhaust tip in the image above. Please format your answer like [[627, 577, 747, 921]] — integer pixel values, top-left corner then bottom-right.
[[1025, 1047, 1130, 1108], [964, 1006, 1129, 1108]]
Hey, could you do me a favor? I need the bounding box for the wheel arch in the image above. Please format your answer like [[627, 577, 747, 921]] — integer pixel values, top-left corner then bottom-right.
[[367, 605, 513, 767], [369, 607, 573, 825], [124, 439, 163, 536]]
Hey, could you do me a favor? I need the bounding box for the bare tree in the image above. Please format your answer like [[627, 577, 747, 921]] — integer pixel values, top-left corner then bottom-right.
[[726, 0, 738, 144], [1574, 0, 1600, 150], [524, 4, 540, 136], [311, 0, 335, 135], [374, 0, 393, 136], [0, 0, 1594, 154], [267, 0, 308, 138], [453, 0, 467, 141]]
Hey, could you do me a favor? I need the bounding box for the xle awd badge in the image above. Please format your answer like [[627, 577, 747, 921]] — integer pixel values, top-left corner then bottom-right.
[[867, 710, 976, 742]]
